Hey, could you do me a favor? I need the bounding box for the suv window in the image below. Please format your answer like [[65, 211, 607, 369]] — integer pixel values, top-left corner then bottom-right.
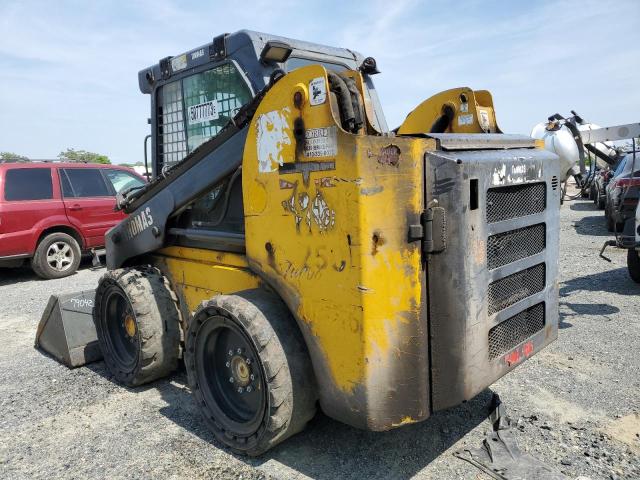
[[61, 168, 111, 197], [4, 168, 53, 201], [103, 169, 145, 194], [157, 62, 252, 170]]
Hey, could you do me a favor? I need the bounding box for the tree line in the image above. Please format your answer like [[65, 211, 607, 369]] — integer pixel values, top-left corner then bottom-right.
[[1, 148, 111, 164]]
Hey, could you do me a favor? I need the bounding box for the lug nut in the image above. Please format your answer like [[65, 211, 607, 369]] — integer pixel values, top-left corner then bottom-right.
[[250, 374, 255, 381], [229, 377, 234, 383], [246, 358, 251, 365], [225, 361, 230, 368], [246, 386, 252, 392], [228, 350, 233, 356], [237, 387, 243, 393], [236, 348, 242, 354]]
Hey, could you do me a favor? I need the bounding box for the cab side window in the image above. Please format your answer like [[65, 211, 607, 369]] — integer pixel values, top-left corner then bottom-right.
[[156, 62, 252, 171], [4, 168, 53, 201]]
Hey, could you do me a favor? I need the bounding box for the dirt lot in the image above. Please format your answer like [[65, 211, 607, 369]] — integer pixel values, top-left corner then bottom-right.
[[1, 196, 639, 480]]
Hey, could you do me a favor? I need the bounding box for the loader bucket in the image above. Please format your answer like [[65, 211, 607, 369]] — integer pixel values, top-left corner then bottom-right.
[[35, 290, 102, 368]]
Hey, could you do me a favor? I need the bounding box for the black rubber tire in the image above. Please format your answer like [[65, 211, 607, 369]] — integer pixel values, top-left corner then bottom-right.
[[31, 232, 81, 279], [589, 184, 597, 201], [93, 267, 181, 386], [185, 289, 317, 456], [628, 249, 640, 283], [596, 189, 605, 209]]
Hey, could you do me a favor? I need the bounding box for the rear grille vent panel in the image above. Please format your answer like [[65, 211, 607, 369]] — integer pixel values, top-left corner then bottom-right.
[[487, 182, 546, 223], [488, 263, 546, 315], [488, 302, 545, 360], [487, 223, 546, 270]]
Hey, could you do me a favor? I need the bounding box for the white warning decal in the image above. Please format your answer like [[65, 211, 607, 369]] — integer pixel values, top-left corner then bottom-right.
[[309, 77, 327, 106], [188, 101, 219, 125], [256, 107, 292, 172], [478, 109, 490, 130], [304, 127, 338, 158], [458, 114, 474, 126], [171, 54, 187, 72]]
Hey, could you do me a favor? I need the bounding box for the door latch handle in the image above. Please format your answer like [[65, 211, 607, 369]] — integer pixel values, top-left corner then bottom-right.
[[69, 205, 83, 211]]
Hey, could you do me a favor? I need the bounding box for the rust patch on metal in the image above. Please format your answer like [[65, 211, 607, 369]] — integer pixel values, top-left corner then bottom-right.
[[369, 144, 401, 167], [371, 232, 385, 256]]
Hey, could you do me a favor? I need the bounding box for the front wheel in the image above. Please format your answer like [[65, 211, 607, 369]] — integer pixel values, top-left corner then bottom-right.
[[93, 267, 181, 386], [628, 249, 640, 283], [185, 290, 317, 456]]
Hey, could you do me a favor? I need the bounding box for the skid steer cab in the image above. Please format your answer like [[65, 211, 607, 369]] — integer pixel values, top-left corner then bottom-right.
[[36, 30, 561, 456]]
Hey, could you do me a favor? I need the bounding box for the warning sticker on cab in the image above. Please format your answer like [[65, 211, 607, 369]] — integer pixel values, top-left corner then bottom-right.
[[188, 101, 219, 125], [458, 114, 474, 126], [303, 127, 337, 158], [309, 77, 327, 106]]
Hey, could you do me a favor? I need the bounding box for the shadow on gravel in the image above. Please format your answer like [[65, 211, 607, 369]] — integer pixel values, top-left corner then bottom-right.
[[559, 302, 619, 329], [560, 267, 640, 297], [568, 200, 598, 212], [147, 372, 494, 479], [572, 215, 610, 236], [0, 260, 101, 287]]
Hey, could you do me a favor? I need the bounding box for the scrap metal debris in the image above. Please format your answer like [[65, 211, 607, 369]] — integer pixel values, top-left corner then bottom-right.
[[455, 394, 568, 480]]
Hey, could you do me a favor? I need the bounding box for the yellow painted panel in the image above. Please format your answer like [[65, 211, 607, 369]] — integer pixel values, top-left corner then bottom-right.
[[152, 247, 259, 314]]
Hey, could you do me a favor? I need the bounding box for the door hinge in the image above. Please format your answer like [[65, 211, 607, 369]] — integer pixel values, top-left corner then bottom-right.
[[408, 206, 446, 254]]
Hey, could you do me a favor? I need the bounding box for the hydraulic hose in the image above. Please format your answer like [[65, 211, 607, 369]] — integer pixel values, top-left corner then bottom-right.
[[327, 72, 357, 133]]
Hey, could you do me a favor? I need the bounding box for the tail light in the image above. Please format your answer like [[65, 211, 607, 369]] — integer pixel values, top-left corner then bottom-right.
[[614, 177, 640, 188]]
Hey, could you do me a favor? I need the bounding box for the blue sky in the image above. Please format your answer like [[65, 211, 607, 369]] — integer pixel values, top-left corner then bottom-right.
[[1, 0, 639, 163]]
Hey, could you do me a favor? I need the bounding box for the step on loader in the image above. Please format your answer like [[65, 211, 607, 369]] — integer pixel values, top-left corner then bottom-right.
[[36, 30, 561, 455]]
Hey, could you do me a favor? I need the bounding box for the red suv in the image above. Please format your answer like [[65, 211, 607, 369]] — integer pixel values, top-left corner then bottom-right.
[[0, 162, 145, 279]]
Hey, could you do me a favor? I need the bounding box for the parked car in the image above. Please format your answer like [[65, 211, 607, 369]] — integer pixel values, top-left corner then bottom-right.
[[0, 162, 145, 279], [604, 152, 640, 232], [591, 165, 612, 209]]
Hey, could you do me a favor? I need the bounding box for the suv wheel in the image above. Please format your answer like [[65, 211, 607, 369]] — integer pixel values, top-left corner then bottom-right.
[[628, 250, 640, 283], [32, 232, 81, 279]]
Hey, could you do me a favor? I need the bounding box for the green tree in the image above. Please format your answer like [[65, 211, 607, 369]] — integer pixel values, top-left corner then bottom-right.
[[1, 152, 29, 161], [58, 148, 111, 164]]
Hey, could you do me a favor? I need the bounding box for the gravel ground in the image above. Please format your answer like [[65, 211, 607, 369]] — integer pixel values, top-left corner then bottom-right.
[[1, 194, 639, 480]]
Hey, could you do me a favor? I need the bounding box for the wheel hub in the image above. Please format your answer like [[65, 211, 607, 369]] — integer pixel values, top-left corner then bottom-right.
[[124, 314, 137, 338], [229, 355, 251, 387]]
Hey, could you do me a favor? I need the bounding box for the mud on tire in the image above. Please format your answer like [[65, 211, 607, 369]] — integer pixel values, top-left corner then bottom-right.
[[93, 267, 181, 386], [185, 289, 317, 456]]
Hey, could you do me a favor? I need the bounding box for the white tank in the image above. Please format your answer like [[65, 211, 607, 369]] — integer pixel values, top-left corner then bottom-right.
[[531, 121, 618, 182], [531, 122, 580, 182]]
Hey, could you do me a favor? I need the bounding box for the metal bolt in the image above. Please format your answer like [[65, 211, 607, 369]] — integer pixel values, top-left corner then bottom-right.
[[236, 348, 242, 354], [237, 387, 243, 393], [228, 350, 233, 356], [246, 386, 252, 393], [246, 358, 251, 365], [249, 374, 255, 381], [229, 377, 234, 383], [225, 361, 230, 368]]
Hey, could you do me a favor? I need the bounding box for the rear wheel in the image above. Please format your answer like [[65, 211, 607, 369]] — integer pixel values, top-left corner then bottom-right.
[[628, 249, 640, 283], [32, 232, 81, 279], [185, 290, 317, 456], [93, 267, 181, 386]]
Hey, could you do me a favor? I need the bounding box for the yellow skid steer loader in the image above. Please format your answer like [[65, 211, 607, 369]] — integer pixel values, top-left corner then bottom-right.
[[36, 30, 560, 455]]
